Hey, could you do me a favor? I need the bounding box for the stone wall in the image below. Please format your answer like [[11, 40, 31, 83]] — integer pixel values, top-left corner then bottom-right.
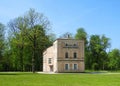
[[43, 38, 85, 73]]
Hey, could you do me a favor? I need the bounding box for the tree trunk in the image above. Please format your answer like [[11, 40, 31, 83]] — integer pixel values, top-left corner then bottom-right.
[[32, 35, 36, 73], [20, 45, 23, 71], [32, 54, 35, 73]]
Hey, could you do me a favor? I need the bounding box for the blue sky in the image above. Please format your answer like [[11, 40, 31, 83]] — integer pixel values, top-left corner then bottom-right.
[[0, 0, 120, 49]]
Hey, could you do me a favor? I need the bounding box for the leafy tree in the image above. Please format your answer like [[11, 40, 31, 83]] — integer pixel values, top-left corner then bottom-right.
[[88, 35, 110, 70], [108, 49, 120, 70], [89, 35, 101, 70], [23, 9, 50, 73], [0, 23, 5, 71], [75, 28, 88, 44], [100, 35, 110, 70], [8, 17, 27, 71], [48, 33, 56, 43], [60, 32, 73, 39], [75, 28, 89, 69], [8, 8, 51, 73]]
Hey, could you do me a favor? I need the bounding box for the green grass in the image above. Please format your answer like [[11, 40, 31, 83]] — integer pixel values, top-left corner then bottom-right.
[[0, 72, 120, 86]]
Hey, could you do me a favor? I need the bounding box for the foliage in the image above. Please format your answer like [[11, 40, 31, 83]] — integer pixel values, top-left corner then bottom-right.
[[88, 35, 110, 70], [0, 8, 120, 72], [108, 49, 120, 70], [0, 23, 5, 71], [75, 28, 89, 69], [75, 27, 88, 44], [7, 8, 53, 72], [60, 32, 73, 39]]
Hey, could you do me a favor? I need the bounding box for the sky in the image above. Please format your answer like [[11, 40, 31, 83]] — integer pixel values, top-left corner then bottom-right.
[[0, 0, 120, 49]]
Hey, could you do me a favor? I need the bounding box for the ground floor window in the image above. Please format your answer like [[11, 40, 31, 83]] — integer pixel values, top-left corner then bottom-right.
[[73, 64, 78, 70], [65, 64, 69, 70]]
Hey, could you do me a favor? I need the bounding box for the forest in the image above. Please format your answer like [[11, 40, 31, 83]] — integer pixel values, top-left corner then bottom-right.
[[0, 8, 120, 72]]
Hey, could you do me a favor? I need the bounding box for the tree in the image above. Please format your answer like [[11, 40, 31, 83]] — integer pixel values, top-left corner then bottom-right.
[[8, 8, 51, 73], [60, 32, 73, 39], [48, 33, 56, 43], [75, 28, 87, 43], [88, 35, 110, 70], [89, 35, 101, 70], [108, 49, 120, 70], [23, 9, 50, 73], [0, 23, 5, 71], [8, 17, 27, 71], [101, 35, 110, 70], [75, 28, 89, 69]]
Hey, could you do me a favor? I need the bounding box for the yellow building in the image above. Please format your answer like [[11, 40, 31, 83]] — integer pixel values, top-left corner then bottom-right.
[[43, 38, 85, 73]]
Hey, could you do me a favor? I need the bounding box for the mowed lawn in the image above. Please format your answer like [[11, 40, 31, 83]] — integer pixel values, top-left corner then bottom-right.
[[0, 72, 120, 86]]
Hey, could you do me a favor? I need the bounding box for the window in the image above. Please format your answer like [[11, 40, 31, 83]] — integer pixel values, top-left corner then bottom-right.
[[74, 52, 77, 58], [74, 44, 76, 46], [48, 58, 52, 64], [65, 64, 69, 70], [74, 64, 78, 70], [65, 43, 68, 46], [65, 52, 68, 58]]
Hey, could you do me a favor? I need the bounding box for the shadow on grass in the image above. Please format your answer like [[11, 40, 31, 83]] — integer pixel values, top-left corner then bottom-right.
[[0, 71, 110, 75], [0, 73, 17, 75], [84, 70, 109, 74], [0, 72, 33, 75]]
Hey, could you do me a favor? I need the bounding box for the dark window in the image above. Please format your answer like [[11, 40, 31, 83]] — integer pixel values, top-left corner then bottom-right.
[[74, 44, 76, 46], [65, 52, 68, 58], [74, 64, 77, 70], [48, 58, 52, 64], [65, 64, 69, 70], [74, 52, 77, 58], [65, 43, 68, 46]]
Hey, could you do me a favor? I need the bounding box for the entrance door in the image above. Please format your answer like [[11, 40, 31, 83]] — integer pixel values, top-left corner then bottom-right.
[[50, 65, 53, 72]]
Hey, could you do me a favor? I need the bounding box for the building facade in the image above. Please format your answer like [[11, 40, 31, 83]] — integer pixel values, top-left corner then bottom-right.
[[43, 38, 85, 73]]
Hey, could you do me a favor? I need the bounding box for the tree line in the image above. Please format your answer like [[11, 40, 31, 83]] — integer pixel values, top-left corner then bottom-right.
[[0, 9, 54, 72], [75, 28, 120, 70], [0, 8, 120, 72]]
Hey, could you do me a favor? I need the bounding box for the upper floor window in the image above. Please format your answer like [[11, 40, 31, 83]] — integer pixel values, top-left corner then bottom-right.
[[63, 43, 78, 48], [74, 52, 77, 58], [48, 58, 52, 64], [65, 52, 68, 58]]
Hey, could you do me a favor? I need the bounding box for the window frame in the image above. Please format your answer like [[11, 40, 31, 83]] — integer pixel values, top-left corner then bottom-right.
[[65, 43, 68, 46], [48, 58, 52, 64], [73, 64, 78, 70], [73, 52, 77, 58], [65, 52, 68, 58], [65, 64, 69, 70]]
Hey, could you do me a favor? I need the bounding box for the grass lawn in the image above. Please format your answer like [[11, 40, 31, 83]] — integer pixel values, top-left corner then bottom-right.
[[0, 72, 120, 86]]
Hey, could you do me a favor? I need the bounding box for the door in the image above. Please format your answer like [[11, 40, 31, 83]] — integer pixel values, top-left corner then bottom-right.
[[50, 65, 53, 72]]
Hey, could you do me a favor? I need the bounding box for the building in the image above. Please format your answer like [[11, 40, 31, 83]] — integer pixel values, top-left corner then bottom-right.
[[43, 38, 85, 73]]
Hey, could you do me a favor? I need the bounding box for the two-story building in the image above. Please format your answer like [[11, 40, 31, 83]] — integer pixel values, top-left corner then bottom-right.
[[43, 38, 85, 73]]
